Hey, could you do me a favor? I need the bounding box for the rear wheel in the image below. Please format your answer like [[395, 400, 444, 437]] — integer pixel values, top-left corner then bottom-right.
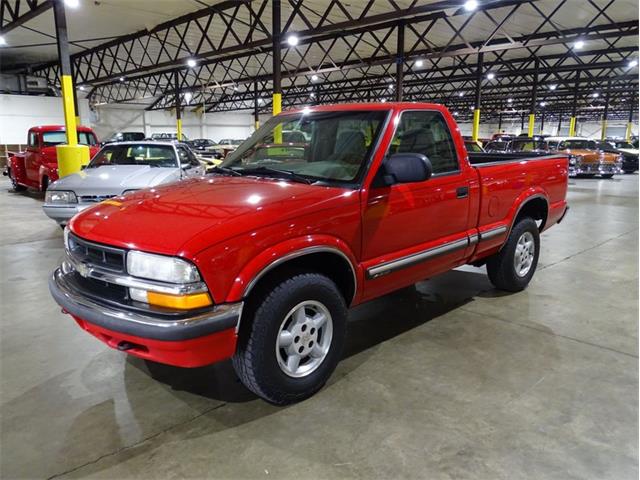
[[623, 170, 636, 174], [600, 174, 614, 179], [486, 217, 540, 292], [232, 273, 347, 405], [8, 169, 26, 192]]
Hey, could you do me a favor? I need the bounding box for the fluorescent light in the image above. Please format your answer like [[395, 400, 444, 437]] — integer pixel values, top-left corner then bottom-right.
[[453, 111, 459, 116], [0, 36, 6, 46], [186, 58, 197, 68], [78, 86, 85, 91], [119, 77, 125, 82], [549, 84, 557, 90], [470, 106, 475, 111], [464, 0, 478, 11], [629, 59, 638, 68], [381, 99, 387, 103], [592, 92, 599, 98], [311, 74, 319, 81], [65, 0, 80, 8], [286, 35, 299, 46], [540, 101, 547, 107], [458, 92, 464, 97], [388, 83, 394, 90], [415, 59, 424, 67], [486, 72, 495, 80], [310, 92, 315, 98], [507, 98, 513, 103], [573, 40, 584, 49]]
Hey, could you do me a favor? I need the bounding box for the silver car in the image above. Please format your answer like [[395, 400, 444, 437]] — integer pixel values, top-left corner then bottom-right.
[[43, 142, 205, 226]]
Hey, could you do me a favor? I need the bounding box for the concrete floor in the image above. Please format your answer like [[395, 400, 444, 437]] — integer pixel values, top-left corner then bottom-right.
[[0, 175, 637, 480]]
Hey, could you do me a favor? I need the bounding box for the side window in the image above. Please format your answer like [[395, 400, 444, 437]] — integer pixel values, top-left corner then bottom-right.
[[28, 131, 38, 147], [389, 111, 458, 174], [177, 146, 199, 166]]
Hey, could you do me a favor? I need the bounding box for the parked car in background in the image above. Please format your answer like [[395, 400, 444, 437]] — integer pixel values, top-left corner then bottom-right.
[[149, 133, 189, 142], [4, 125, 100, 192], [188, 138, 217, 152], [597, 139, 638, 174], [546, 137, 622, 178], [42, 142, 206, 226], [485, 136, 549, 154], [217, 138, 244, 146], [101, 132, 146, 146], [50, 102, 568, 404]]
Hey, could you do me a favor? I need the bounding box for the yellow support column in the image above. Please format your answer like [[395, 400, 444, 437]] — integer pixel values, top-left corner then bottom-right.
[[176, 119, 183, 142], [568, 117, 577, 137], [626, 122, 633, 142], [273, 93, 282, 143], [254, 120, 260, 131], [471, 108, 481, 142], [527, 114, 535, 137], [56, 76, 90, 178]]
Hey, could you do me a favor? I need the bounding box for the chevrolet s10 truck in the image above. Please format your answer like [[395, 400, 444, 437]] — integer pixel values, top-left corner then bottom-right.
[[50, 103, 569, 404]]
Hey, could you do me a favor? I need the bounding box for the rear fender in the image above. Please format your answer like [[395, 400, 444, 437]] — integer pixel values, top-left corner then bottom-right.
[[506, 189, 549, 236], [8, 154, 26, 183], [225, 235, 361, 305]]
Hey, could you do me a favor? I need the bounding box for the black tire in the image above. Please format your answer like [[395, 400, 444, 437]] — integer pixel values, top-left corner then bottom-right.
[[8, 169, 27, 192], [232, 273, 347, 405], [623, 170, 636, 174], [600, 174, 614, 179], [41, 176, 49, 192], [486, 217, 540, 292]]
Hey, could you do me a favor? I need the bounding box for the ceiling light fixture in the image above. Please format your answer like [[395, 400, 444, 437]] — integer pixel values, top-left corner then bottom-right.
[[573, 40, 584, 49], [486, 72, 495, 80], [0, 36, 6, 46], [186, 58, 197, 68], [549, 84, 557, 90], [464, 0, 478, 11], [286, 35, 299, 46], [311, 74, 319, 81], [65, 0, 80, 8], [507, 98, 513, 103], [628, 59, 638, 68], [458, 92, 464, 97], [119, 77, 125, 82], [415, 59, 424, 67]]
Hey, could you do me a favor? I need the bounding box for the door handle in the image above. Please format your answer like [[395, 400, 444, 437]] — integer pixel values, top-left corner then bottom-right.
[[456, 186, 469, 199]]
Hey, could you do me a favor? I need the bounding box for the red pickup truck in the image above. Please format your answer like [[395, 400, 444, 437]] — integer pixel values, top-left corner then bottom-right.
[[5, 125, 99, 192], [49, 103, 568, 404]]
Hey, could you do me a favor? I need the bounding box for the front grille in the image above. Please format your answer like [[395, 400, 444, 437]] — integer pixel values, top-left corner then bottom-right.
[[68, 233, 125, 272], [79, 194, 116, 203]]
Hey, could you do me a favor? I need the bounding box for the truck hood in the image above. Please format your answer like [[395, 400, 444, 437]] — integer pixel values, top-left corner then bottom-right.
[[69, 176, 354, 256], [50, 165, 180, 197]]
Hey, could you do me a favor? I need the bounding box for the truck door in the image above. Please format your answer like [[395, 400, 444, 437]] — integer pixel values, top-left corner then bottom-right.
[[361, 110, 472, 299], [24, 130, 40, 183]]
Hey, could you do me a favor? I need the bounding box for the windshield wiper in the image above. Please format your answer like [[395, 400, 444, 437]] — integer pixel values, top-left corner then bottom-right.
[[235, 166, 313, 184], [209, 165, 242, 176]]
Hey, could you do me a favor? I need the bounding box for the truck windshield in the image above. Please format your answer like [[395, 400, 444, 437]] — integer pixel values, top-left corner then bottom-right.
[[87, 144, 178, 168], [511, 140, 548, 152], [222, 110, 387, 183], [42, 131, 97, 146]]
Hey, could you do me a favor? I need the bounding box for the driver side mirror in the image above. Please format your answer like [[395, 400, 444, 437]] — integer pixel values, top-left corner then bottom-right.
[[379, 153, 432, 186]]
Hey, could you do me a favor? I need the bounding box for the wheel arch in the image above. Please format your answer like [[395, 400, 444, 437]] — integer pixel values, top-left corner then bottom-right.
[[509, 192, 549, 236], [228, 239, 360, 308]]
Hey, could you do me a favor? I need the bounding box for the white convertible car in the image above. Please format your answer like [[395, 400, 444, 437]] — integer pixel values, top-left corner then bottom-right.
[[43, 142, 207, 226]]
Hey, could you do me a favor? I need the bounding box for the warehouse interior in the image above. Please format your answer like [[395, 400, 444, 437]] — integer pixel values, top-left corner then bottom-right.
[[0, 1, 638, 479]]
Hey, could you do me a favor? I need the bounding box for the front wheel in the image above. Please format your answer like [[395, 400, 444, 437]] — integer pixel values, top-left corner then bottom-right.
[[232, 273, 347, 405], [486, 217, 540, 292]]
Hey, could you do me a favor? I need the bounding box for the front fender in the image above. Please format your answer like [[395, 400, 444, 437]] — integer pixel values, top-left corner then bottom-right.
[[225, 235, 362, 304]]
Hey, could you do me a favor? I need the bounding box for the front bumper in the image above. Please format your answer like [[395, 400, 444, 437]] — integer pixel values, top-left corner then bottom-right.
[[49, 267, 242, 367], [42, 204, 93, 225], [569, 161, 623, 176]]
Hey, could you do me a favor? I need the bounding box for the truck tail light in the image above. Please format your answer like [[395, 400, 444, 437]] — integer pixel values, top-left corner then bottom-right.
[[129, 288, 212, 310]]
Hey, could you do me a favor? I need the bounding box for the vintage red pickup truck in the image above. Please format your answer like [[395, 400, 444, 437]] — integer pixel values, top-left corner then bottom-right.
[[49, 103, 568, 404], [5, 125, 99, 191]]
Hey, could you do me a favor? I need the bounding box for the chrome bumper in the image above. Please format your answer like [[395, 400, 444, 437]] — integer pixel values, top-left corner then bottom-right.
[[42, 204, 93, 225], [49, 267, 243, 341], [569, 160, 623, 176]]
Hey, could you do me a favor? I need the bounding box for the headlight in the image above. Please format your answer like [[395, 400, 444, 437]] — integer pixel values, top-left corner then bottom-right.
[[126, 250, 201, 284], [45, 190, 77, 204]]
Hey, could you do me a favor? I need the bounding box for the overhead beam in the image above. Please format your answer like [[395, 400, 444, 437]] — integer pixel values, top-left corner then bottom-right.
[[0, 0, 53, 35]]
